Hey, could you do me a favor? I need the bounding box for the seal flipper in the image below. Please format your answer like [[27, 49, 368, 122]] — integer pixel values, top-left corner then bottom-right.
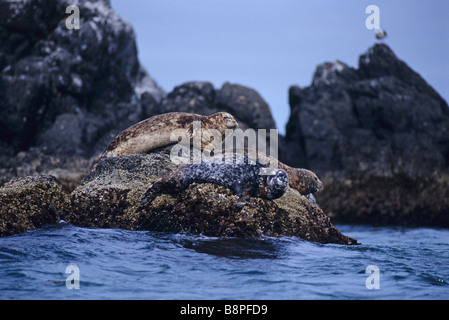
[[140, 165, 190, 207], [231, 180, 244, 198], [232, 181, 253, 208], [140, 183, 158, 207], [305, 193, 319, 207], [235, 197, 249, 209], [140, 178, 183, 207]]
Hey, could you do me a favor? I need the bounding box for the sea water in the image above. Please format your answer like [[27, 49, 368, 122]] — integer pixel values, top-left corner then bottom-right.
[[0, 222, 448, 300]]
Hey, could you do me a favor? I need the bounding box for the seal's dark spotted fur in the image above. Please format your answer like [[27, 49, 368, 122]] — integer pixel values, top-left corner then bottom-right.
[[140, 155, 288, 207]]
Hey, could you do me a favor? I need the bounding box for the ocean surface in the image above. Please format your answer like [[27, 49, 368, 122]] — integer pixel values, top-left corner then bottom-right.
[[0, 222, 448, 300]]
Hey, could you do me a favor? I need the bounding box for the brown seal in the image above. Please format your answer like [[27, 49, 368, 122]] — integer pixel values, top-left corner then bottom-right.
[[216, 148, 324, 195], [91, 112, 238, 171]]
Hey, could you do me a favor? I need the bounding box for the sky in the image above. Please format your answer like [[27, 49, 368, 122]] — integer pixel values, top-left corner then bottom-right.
[[111, 0, 449, 134]]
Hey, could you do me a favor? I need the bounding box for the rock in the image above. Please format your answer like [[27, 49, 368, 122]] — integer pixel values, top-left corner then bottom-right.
[[158, 81, 277, 130], [139, 180, 357, 244], [215, 82, 277, 130], [0, 0, 355, 241], [0, 146, 357, 244], [68, 146, 178, 229], [158, 81, 216, 116], [283, 44, 449, 227], [0, 175, 68, 237], [0, 147, 91, 193], [0, 1, 280, 194], [320, 174, 449, 227], [0, 0, 164, 188], [274, 188, 356, 244], [68, 146, 356, 244]]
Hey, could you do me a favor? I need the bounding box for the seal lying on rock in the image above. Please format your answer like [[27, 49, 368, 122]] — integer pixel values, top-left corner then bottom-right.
[[140, 155, 289, 207], [217, 148, 324, 195], [91, 112, 238, 171]]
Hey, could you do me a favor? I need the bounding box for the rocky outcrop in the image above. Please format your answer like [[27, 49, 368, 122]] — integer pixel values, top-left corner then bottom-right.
[[1, 147, 91, 193], [7, 0, 431, 238], [67, 146, 357, 245], [158, 81, 277, 130], [139, 182, 356, 244], [68, 147, 178, 229], [283, 44, 449, 227], [0, 175, 68, 237], [0, 0, 164, 187], [1, 0, 341, 243], [0, 145, 357, 244]]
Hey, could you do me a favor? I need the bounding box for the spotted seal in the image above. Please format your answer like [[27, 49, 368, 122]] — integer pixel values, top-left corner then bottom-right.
[[91, 112, 238, 171], [216, 148, 324, 195], [140, 154, 289, 207]]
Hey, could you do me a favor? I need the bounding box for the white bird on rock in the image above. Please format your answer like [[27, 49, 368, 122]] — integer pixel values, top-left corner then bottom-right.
[[375, 29, 387, 40]]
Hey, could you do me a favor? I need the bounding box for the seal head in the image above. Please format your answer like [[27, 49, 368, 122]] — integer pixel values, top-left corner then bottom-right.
[[290, 169, 324, 194], [214, 112, 238, 130], [218, 148, 324, 195], [266, 169, 289, 200]]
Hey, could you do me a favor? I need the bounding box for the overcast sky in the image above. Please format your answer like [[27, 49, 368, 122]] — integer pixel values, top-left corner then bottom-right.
[[111, 0, 449, 134]]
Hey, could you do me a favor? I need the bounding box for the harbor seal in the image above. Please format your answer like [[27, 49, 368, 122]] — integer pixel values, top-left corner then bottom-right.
[[140, 154, 289, 207], [216, 148, 324, 195], [91, 112, 238, 171]]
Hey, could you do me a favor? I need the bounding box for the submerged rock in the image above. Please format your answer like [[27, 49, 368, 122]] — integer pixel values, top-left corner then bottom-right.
[[0, 175, 68, 236]]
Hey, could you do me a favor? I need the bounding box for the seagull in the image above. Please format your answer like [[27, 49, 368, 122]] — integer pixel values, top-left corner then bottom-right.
[[375, 29, 387, 40]]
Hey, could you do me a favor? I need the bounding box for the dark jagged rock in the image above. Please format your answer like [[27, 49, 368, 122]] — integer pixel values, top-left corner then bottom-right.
[[0, 0, 164, 188], [0, 1, 277, 192], [159, 81, 277, 130], [158, 82, 216, 116], [0, 175, 68, 236], [216, 82, 277, 130], [283, 44, 449, 227]]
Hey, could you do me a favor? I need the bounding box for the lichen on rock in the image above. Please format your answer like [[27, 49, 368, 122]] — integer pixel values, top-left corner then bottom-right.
[[64, 146, 357, 245], [138, 182, 358, 244], [68, 147, 178, 229], [0, 175, 68, 237]]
